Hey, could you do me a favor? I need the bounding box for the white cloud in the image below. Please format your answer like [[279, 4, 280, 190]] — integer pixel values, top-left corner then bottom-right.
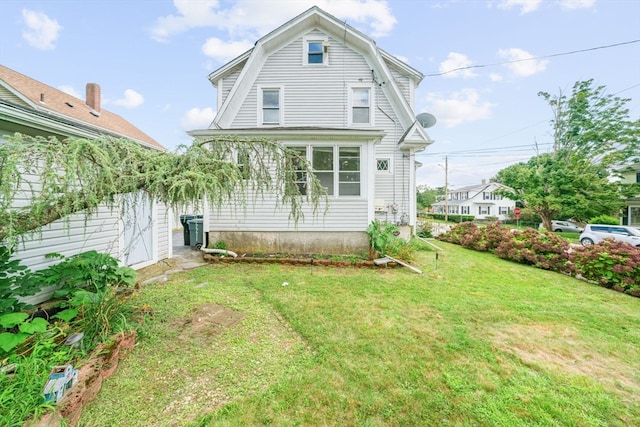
[[181, 107, 216, 130], [202, 38, 253, 62], [425, 89, 495, 128], [58, 85, 82, 99], [151, 0, 396, 43], [560, 0, 596, 10], [498, 48, 548, 77], [21, 9, 63, 50], [113, 89, 144, 109], [439, 52, 477, 79], [489, 73, 503, 82], [496, 0, 542, 14]]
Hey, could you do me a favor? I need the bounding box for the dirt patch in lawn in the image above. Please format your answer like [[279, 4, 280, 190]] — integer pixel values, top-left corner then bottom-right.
[[169, 303, 245, 342], [490, 323, 639, 404]]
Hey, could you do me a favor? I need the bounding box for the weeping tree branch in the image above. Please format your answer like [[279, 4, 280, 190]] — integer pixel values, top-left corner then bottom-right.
[[0, 134, 328, 245]]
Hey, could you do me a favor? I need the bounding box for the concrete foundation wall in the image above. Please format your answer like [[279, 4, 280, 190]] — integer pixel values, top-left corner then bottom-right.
[[207, 231, 369, 256]]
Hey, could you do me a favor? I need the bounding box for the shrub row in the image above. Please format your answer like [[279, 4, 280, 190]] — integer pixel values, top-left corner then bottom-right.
[[424, 213, 475, 223], [438, 222, 640, 296]]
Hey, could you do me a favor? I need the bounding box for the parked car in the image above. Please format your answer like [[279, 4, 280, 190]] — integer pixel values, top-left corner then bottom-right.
[[579, 224, 640, 247], [540, 220, 583, 233]]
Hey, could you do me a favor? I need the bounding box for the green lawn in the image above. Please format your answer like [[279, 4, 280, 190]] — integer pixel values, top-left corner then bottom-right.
[[80, 242, 640, 426]]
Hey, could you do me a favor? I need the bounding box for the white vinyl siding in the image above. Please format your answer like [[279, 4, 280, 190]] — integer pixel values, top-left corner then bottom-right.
[[217, 27, 420, 227], [231, 31, 375, 128], [207, 143, 370, 232]]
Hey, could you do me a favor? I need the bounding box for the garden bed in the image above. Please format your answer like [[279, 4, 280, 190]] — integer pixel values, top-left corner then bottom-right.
[[202, 253, 387, 268]]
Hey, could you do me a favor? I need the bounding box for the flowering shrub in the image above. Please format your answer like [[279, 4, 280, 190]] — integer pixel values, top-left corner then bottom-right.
[[494, 229, 571, 273], [437, 222, 478, 246], [570, 239, 640, 290], [438, 222, 639, 297]]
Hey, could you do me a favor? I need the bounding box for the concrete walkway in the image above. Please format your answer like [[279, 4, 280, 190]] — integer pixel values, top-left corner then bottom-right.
[[135, 230, 208, 286]]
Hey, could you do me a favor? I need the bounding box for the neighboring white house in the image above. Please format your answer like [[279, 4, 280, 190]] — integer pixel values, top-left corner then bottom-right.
[[431, 180, 516, 220], [0, 64, 172, 288], [188, 6, 434, 255], [620, 163, 640, 226]]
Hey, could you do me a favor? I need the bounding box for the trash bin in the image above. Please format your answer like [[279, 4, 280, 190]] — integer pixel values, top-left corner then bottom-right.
[[179, 215, 202, 246], [187, 218, 204, 249], [179, 215, 195, 246]]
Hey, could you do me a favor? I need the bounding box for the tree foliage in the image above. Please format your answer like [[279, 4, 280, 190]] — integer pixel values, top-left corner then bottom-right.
[[0, 134, 327, 244], [416, 185, 444, 211], [494, 80, 640, 230]]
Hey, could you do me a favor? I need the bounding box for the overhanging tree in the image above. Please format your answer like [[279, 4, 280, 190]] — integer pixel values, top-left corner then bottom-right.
[[0, 134, 327, 245], [494, 80, 640, 231]]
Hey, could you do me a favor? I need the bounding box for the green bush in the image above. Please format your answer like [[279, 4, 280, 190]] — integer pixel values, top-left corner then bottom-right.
[[588, 215, 619, 225], [438, 222, 638, 294], [425, 214, 475, 223]]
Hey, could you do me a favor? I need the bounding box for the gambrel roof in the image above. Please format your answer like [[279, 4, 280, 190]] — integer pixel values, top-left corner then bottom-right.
[[0, 64, 163, 150], [207, 6, 431, 148]]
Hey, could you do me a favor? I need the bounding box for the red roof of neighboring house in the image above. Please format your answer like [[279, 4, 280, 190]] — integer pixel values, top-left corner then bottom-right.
[[0, 64, 164, 150]]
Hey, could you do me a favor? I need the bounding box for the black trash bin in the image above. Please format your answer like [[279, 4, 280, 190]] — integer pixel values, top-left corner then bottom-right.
[[179, 215, 195, 246], [179, 215, 202, 246], [187, 218, 204, 250]]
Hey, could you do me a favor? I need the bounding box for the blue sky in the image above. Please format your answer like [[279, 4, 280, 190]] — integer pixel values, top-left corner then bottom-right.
[[1, 0, 638, 190]]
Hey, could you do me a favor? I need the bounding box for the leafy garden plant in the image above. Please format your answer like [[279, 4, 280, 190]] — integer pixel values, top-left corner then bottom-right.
[[438, 222, 638, 294]]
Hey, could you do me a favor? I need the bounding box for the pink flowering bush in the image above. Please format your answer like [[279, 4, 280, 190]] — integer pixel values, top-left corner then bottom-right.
[[494, 228, 571, 273], [569, 239, 640, 291], [438, 222, 639, 297], [437, 222, 478, 246]]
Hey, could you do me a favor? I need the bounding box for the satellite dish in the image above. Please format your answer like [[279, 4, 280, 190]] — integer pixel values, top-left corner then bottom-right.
[[416, 112, 437, 128]]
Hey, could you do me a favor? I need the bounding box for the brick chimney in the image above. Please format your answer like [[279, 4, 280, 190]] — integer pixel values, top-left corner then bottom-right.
[[86, 83, 101, 112]]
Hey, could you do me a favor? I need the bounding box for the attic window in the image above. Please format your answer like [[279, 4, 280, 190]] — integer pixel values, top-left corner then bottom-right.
[[65, 101, 74, 108], [304, 36, 329, 66]]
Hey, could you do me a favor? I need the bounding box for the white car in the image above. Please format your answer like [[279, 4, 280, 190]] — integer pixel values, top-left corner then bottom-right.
[[579, 224, 640, 247]]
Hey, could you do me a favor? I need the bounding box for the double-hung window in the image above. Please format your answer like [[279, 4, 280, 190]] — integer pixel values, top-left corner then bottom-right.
[[304, 36, 328, 65], [338, 147, 360, 196], [289, 146, 308, 195], [260, 86, 282, 125], [349, 85, 373, 126]]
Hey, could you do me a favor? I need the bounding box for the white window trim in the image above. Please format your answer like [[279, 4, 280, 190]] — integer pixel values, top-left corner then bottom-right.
[[303, 35, 329, 66], [285, 142, 366, 199], [257, 85, 284, 126], [348, 84, 375, 127], [376, 157, 392, 174]]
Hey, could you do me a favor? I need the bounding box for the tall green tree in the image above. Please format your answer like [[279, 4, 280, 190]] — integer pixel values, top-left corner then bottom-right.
[[416, 185, 444, 212], [495, 80, 640, 230], [0, 134, 326, 245]]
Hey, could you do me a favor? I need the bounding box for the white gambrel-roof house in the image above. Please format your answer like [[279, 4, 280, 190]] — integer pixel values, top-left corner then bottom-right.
[[189, 6, 434, 255], [432, 181, 516, 220], [0, 65, 172, 292]]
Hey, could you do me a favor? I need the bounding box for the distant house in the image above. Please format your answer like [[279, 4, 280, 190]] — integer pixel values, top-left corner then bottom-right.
[[0, 64, 172, 295], [620, 163, 640, 226], [188, 6, 434, 255], [431, 180, 516, 220]]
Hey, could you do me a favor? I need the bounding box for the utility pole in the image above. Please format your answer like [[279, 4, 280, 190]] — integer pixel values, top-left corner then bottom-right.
[[444, 156, 449, 222]]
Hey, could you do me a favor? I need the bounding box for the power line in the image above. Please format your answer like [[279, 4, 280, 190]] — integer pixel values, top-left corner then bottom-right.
[[425, 39, 640, 77], [417, 142, 552, 157]]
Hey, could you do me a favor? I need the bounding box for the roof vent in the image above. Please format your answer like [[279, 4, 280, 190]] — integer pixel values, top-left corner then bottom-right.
[[89, 110, 100, 117], [65, 101, 74, 108]]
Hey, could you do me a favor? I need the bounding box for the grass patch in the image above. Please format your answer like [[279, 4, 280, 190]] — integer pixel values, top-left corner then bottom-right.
[[79, 243, 640, 426]]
